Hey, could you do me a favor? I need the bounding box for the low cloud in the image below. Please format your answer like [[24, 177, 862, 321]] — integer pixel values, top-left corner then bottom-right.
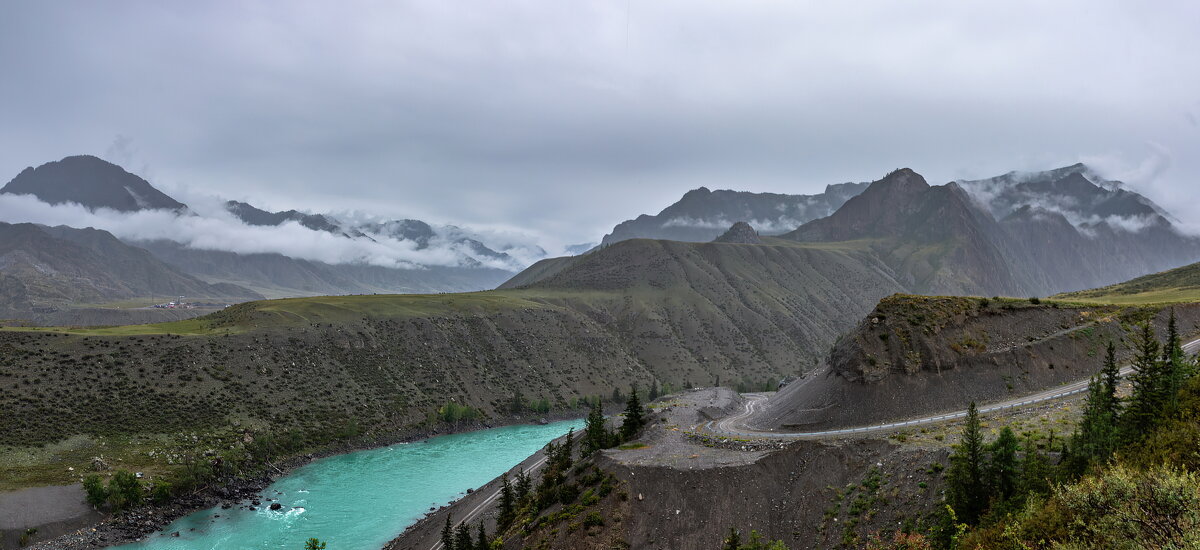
[[0, 193, 532, 271], [660, 216, 803, 235]]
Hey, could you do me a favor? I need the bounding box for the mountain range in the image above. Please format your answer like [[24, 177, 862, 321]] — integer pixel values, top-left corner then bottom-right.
[[0, 221, 261, 317], [0, 156, 523, 315], [599, 181, 869, 245], [2, 155, 1198, 328]]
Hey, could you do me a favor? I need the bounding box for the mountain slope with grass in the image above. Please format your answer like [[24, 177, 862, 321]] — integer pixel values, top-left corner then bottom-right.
[[0, 235, 912, 491], [1054, 260, 1200, 304], [0, 222, 260, 315]]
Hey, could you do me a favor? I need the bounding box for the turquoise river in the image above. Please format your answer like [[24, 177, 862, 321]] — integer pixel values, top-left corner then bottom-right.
[[110, 419, 583, 550]]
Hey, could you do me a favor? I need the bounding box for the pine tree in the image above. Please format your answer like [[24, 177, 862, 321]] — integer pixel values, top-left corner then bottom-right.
[[455, 521, 473, 550], [476, 523, 488, 550], [497, 473, 515, 529], [560, 428, 575, 468], [1100, 341, 1121, 419], [583, 401, 610, 455], [1122, 323, 1163, 443], [620, 385, 646, 440], [514, 469, 531, 502], [1162, 309, 1186, 414], [441, 515, 454, 549], [1069, 374, 1119, 474], [1069, 344, 1123, 473], [1017, 435, 1051, 498], [986, 426, 1019, 502], [649, 379, 660, 401], [946, 402, 987, 523]]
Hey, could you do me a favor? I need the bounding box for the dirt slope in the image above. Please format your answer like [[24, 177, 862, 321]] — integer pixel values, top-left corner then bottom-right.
[[750, 295, 1200, 431]]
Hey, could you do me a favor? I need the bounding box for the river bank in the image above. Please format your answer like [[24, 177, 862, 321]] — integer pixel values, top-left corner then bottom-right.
[[19, 412, 585, 550]]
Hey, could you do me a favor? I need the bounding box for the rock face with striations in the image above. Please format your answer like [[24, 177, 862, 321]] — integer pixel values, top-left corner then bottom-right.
[[713, 221, 762, 244]]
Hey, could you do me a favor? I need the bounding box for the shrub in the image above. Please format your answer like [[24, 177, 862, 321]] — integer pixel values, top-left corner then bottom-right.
[[107, 470, 143, 511], [83, 474, 108, 508]]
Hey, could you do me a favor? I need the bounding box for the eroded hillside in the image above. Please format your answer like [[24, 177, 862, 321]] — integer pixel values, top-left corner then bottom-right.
[[0, 237, 907, 488], [750, 295, 1200, 431]]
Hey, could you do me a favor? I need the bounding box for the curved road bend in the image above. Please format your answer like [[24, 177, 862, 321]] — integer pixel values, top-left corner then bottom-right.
[[429, 339, 1199, 549], [701, 338, 1200, 440]]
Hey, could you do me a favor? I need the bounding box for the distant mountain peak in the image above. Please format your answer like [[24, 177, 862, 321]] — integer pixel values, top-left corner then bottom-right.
[[599, 180, 869, 245], [714, 221, 762, 244], [1, 155, 186, 213], [875, 168, 929, 192]]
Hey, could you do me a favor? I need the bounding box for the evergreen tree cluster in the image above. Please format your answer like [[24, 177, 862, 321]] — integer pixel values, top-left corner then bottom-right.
[[1071, 313, 1196, 472], [940, 313, 1198, 547], [944, 404, 1049, 526], [440, 514, 490, 550]]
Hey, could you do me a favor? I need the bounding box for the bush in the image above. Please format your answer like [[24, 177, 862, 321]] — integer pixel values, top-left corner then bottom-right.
[[107, 470, 143, 511], [83, 474, 108, 508], [151, 481, 173, 504], [583, 512, 604, 527], [997, 465, 1200, 549]]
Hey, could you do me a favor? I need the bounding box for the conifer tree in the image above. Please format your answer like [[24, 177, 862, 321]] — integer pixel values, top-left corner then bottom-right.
[[620, 385, 646, 440], [455, 521, 473, 550], [441, 515, 454, 549], [946, 402, 986, 523], [497, 473, 515, 529], [560, 428, 575, 468], [476, 523, 488, 550], [987, 426, 1020, 502], [583, 401, 610, 455], [1070, 373, 1120, 473], [649, 379, 660, 401], [1122, 323, 1163, 443], [1017, 435, 1051, 498], [514, 469, 531, 502], [1100, 341, 1121, 419], [1162, 309, 1187, 413]]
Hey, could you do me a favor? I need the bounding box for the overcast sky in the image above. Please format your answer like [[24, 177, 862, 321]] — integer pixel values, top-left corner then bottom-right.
[[2, 1, 1198, 247]]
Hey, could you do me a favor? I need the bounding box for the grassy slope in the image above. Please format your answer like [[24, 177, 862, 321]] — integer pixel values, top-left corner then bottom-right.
[[1054, 260, 1200, 305], [0, 238, 907, 489]]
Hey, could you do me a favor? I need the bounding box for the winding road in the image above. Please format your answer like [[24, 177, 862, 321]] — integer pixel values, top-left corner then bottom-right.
[[700, 338, 1200, 440], [427, 338, 1199, 549]]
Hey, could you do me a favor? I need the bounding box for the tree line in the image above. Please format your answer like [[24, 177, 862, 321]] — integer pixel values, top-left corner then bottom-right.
[[929, 312, 1200, 549], [441, 385, 648, 549]]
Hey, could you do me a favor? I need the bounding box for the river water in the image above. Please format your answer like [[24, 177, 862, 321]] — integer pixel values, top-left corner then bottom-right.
[[110, 419, 583, 550]]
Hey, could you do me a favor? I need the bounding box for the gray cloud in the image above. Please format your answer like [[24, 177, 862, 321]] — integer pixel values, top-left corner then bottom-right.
[[1, 1, 1198, 247], [0, 193, 531, 270]]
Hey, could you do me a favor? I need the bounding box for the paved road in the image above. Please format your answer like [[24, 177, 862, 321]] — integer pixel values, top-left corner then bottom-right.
[[700, 338, 1200, 440], [429, 338, 1199, 548], [427, 454, 549, 550]]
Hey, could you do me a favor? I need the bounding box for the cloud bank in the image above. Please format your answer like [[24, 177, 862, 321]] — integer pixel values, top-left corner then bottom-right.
[[0, 193, 536, 271], [2, 1, 1198, 245]]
